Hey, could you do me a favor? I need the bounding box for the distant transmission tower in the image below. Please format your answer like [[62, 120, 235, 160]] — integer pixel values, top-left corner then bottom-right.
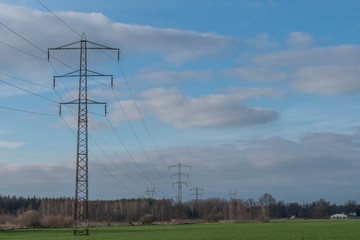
[[191, 186, 203, 218], [169, 163, 191, 204], [191, 187, 203, 202], [49, 33, 119, 236], [229, 190, 237, 200], [146, 187, 156, 198]]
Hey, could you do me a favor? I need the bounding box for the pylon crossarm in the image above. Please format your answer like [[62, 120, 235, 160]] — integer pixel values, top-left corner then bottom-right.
[[87, 99, 106, 105], [60, 69, 80, 76], [87, 40, 119, 50], [54, 69, 80, 79], [60, 100, 79, 105], [48, 40, 81, 50], [87, 69, 113, 76]]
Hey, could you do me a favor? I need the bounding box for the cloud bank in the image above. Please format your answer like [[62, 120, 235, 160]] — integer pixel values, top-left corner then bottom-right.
[[0, 2, 239, 68], [109, 87, 281, 128], [2, 131, 360, 203], [231, 40, 360, 95]]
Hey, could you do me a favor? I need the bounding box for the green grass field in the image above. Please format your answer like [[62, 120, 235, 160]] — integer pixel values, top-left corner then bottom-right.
[[1, 221, 359, 240]]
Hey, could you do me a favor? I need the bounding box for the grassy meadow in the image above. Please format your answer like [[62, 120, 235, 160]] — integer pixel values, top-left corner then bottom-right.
[[1, 220, 360, 240]]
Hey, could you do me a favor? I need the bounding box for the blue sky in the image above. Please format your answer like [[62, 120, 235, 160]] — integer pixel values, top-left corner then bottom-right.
[[1, 0, 360, 204]]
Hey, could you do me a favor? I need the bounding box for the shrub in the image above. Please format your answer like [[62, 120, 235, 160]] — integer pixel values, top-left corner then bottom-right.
[[63, 217, 73, 228], [0, 214, 17, 224], [140, 214, 154, 225], [42, 215, 73, 228], [213, 213, 222, 222], [42, 215, 64, 228], [18, 210, 41, 228]]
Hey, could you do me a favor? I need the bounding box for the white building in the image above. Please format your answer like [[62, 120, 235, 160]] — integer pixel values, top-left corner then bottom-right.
[[331, 214, 347, 219]]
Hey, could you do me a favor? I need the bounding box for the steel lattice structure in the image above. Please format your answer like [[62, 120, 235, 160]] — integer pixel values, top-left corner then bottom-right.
[[169, 163, 191, 204], [190, 187, 203, 202], [49, 33, 119, 236]]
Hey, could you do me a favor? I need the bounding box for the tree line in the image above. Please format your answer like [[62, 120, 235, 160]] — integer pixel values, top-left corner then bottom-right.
[[0, 193, 359, 226]]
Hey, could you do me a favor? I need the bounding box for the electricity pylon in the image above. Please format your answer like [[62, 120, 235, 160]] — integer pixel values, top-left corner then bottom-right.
[[229, 190, 237, 200], [49, 33, 119, 236], [169, 163, 191, 204], [191, 187, 203, 202], [228, 190, 237, 220], [191, 186, 203, 218], [146, 187, 156, 198]]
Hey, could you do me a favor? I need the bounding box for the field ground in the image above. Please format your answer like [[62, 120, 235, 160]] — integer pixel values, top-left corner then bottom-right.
[[1, 220, 360, 240]]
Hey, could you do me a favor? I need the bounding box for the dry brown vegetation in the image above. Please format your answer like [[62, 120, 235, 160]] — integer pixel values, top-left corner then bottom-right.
[[1, 193, 359, 230]]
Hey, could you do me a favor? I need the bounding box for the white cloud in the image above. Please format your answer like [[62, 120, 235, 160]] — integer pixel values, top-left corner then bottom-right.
[[136, 70, 212, 85], [300, 132, 355, 148], [292, 65, 360, 95], [252, 45, 360, 67], [108, 99, 142, 123], [224, 87, 284, 100], [0, 161, 75, 197], [0, 2, 245, 101], [0, 3, 239, 67], [109, 87, 280, 128], [286, 32, 314, 49], [245, 34, 278, 49], [0, 140, 26, 148], [244, 44, 360, 95], [223, 67, 287, 81]]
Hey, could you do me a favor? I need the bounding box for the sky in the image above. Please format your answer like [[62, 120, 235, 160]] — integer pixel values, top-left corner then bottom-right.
[[1, 0, 360, 204]]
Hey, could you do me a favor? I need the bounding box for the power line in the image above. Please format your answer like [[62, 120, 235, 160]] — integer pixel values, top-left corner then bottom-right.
[[94, 51, 173, 194], [1, 12, 172, 200], [0, 39, 92, 117], [96, 49, 170, 180], [0, 22, 46, 54], [0, 22, 76, 70], [0, 105, 57, 117], [1, 8, 156, 202], [0, 71, 52, 89], [54, 78, 147, 198], [118, 62, 169, 168], [104, 116, 157, 186], [1, 20, 113, 93], [0, 39, 45, 61], [0, 77, 58, 103], [48, 39, 170, 198], [90, 152, 142, 198], [60, 116, 141, 197], [88, 49, 173, 193], [104, 54, 169, 170], [2, 17, 171, 193], [56, 86, 143, 197], [110, 88, 172, 187], [49, 33, 119, 236], [36, 0, 82, 37], [88, 120, 148, 188], [105, 116, 171, 199], [0, 24, 79, 92]]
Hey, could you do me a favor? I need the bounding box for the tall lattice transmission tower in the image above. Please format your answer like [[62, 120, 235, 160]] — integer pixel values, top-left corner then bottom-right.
[[169, 163, 191, 204], [49, 33, 119, 236]]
